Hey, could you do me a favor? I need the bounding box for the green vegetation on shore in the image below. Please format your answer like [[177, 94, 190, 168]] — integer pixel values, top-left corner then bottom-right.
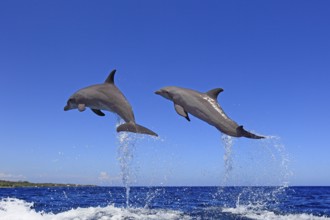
[[0, 180, 95, 188]]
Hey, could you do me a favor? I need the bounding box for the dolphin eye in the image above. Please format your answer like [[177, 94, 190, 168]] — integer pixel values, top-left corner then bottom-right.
[[165, 91, 172, 99]]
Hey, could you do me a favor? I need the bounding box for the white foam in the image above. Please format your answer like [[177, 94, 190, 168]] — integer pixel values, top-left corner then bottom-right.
[[223, 205, 330, 220], [0, 198, 190, 220]]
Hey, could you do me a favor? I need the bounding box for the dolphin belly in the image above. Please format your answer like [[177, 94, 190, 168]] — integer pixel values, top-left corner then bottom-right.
[[191, 107, 239, 137]]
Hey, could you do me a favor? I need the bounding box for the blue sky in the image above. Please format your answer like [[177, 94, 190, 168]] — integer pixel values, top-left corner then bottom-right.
[[0, 1, 329, 186]]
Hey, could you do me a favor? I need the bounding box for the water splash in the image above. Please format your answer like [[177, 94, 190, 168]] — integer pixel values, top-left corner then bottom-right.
[[260, 135, 292, 195], [144, 188, 165, 209], [62, 191, 68, 199], [221, 134, 234, 186], [214, 133, 292, 214], [115, 117, 164, 208], [116, 118, 137, 208], [214, 134, 234, 199], [230, 135, 292, 211]]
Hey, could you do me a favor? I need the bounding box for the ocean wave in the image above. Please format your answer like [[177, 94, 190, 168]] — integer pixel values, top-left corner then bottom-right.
[[0, 198, 190, 220], [2, 197, 330, 220], [222, 205, 330, 220]]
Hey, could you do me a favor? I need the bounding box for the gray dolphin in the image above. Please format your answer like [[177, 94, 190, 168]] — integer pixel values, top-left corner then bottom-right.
[[155, 86, 264, 139], [64, 69, 158, 136]]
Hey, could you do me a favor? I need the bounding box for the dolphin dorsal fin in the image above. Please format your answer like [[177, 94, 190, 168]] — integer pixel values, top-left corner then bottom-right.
[[206, 88, 224, 100], [105, 69, 116, 84]]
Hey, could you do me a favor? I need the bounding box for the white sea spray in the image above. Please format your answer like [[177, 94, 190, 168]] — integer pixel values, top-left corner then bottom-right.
[[0, 198, 190, 220], [116, 117, 137, 208]]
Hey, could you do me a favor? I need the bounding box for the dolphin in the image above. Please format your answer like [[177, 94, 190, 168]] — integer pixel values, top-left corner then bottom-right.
[[64, 69, 158, 136], [155, 86, 264, 139]]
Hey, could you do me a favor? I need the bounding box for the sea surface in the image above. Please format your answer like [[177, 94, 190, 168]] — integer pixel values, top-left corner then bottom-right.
[[1, 186, 330, 220]]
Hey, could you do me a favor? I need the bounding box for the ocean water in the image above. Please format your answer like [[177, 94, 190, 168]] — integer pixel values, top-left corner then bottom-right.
[[1, 186, 330, 219]]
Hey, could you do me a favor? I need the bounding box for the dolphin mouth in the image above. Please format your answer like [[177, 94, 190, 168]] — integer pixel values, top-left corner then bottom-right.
[[64, 105, 70, 111], [155, 90, 161, 95]]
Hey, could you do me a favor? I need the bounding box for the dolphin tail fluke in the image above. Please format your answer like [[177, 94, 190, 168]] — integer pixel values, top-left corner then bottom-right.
[[117, 122, 158, 137], [237, 126, 264, 139]]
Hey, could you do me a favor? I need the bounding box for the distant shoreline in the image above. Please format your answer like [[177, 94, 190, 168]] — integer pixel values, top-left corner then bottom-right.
[[1, 181, 328, 188], [0, 180, 95, 188]]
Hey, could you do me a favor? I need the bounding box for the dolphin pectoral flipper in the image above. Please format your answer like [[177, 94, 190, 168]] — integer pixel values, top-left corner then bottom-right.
[[91, 109, 105, 116], [174, 104, 190, 121], [117, 122, 158, 136], [206, 88, 224, 100], [78, 104, 86, 112], [237, 125, 264, 139]]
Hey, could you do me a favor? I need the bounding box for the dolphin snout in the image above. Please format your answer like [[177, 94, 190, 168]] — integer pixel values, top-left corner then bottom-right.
[[155, 90, 162, 95], [64, 105, 70, 111]]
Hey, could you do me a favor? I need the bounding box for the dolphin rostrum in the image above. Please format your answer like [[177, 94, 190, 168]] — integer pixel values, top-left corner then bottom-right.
[[155, 86, 264, 139], [64, 69, 158, 136]]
